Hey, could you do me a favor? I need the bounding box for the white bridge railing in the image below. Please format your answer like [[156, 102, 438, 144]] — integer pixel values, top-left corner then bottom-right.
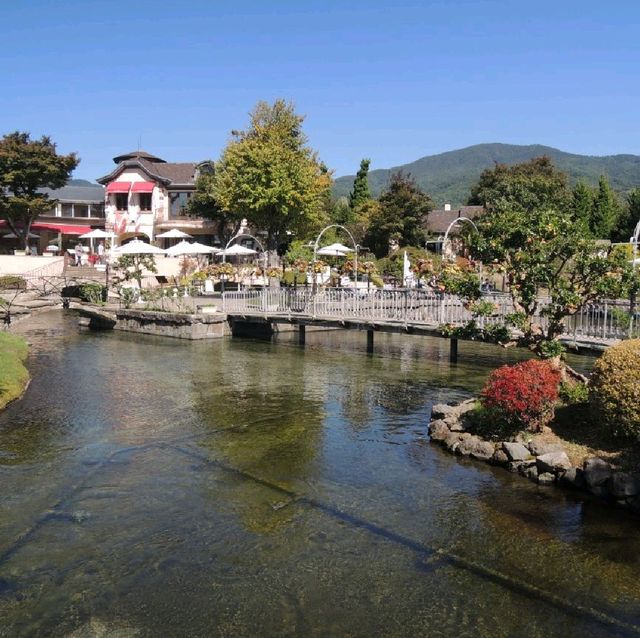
[[222, 288, 636, 341]]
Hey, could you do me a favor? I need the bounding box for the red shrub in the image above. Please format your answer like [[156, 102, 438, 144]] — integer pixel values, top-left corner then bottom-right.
[[480, 359, 561, 432]]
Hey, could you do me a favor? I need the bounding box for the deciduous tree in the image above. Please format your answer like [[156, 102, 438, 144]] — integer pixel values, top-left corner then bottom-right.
[[185, 166, 242, 246], [365, 171, 433, 257], [213, 100, 331, 251], [0, 132, 78, 249]]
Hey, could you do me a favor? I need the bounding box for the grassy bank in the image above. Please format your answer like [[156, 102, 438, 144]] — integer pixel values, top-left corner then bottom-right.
[[0, 332, 29, 410]]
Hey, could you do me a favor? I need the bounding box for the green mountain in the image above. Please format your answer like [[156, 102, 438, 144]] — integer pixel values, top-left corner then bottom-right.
[[333, 143, 640, 206]]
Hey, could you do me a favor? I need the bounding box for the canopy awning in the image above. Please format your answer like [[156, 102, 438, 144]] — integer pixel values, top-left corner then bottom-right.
[[32, 222, 94, 235], [131, 181, 155, 193], [106, 181, 132, 194]]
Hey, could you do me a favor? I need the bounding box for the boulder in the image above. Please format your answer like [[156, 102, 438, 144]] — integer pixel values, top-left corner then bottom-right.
[[457, 436, 494, 461], [583, 458, 613, 487], [537, 472, 556, 485], [491, 449, 509, 466], [431, 403, 458, 419], [559, 467, 585, 489], [428, 420, 450, 443], [607, 472, 639, 499], [536, 451, 572, 475], [528, 440, 564, 457], [446, 417, 467, 432], [502, 442, 531, 462], [524, 465, 539, 481], [444, 432, 464, 453]]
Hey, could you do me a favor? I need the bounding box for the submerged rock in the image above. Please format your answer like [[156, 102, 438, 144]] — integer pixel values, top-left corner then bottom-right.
[[559, 467, 585, 489], [537, 472, 556, 485]]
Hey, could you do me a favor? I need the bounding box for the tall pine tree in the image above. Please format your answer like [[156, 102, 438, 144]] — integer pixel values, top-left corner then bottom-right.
[[590, 175, 619, 239], [348, 158, 371, 210], [570, 181, 595, 233]]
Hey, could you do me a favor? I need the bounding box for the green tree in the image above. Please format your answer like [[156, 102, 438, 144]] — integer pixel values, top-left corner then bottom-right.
[[468, 156, 570, 214], [365, 171, 433, 257], [570, 181, 595, 232], [612, 188, 640, 243], [213, 100, 331, 251], [330, 195, 352, 225], [348, 158, 371, 210], [185, 166, 242, 246], [0, 132, 78, 249], [457, 161, 638, 369], [590, 175, 620, 239]]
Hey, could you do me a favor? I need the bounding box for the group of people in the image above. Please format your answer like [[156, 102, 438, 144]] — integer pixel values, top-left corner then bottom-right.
[[72, 240, 106, 266]]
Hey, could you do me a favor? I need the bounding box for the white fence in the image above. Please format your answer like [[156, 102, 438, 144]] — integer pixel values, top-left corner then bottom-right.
[[222, 288, 636, 341]]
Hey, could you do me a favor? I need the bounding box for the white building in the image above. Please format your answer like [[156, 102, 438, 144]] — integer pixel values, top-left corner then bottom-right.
[[97, 150, 216, 245]]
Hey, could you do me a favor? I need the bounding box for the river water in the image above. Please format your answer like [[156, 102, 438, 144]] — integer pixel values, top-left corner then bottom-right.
[[1, 311, 639, 637]]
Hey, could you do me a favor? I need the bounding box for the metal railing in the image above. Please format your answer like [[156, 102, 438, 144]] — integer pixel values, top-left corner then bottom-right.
[[222, 288, 637, 341]]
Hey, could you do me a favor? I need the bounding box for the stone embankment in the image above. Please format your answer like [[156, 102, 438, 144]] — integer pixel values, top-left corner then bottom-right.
[[428, 401, 640, 515]]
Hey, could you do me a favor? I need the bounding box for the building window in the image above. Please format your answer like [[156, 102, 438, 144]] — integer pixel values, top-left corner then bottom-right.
[[139, 193, 152, 211], [74, 204, 89, 217], [89, 203, 105, 218], [115, 193, 128, 211], [61, 203, 73, 217], [169, 192, 191, 218]]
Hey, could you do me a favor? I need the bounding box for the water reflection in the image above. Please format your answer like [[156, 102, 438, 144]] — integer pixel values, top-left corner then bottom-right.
[[0, 311, 638, 637]]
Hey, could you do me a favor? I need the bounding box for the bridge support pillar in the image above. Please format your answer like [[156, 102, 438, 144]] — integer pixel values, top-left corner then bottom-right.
[[367, 329, 374, 353], [298, 324, 306, 346], [449, 338, 458, 363]]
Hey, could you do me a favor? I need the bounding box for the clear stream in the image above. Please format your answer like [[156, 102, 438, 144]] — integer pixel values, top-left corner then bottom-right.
[[1, 311, 640, 637]]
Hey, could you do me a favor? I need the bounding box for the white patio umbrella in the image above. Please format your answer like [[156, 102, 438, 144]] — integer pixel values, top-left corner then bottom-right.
[[321, 242, 353, 253], [79, 229, 115, 239], [156, 229, 193, 239], [112, 239, 166, 255], [317, 246, 350, 257], [164, 240, 216, 256], [222, 244, 258, 256], [190, 242, 219, 254]]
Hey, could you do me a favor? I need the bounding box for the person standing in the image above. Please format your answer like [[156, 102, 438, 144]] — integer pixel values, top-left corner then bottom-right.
[[97, 241, 105, 265], [74, 241, 84, 266]]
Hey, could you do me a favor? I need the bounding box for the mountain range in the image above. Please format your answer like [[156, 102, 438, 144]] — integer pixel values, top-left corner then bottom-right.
[[332, 143, 640, 207]]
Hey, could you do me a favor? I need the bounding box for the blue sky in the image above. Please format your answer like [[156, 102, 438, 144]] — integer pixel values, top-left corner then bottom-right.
[[1, 0, 639, 180]]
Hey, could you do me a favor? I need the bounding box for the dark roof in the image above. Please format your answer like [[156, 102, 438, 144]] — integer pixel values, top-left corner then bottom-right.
[[424, 205, 485, 234], [113, 150, 166, 164], [39, 183, 105, 204], [141, 160, 197, 185], [97, 155, 198, 187]]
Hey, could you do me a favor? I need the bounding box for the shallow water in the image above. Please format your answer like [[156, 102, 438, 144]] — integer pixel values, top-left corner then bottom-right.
[[0, 311, 639, 637]]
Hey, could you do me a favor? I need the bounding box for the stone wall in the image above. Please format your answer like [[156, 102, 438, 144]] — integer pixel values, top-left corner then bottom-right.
[[114, 309, 230, 340], [428, 401, 640, 516]]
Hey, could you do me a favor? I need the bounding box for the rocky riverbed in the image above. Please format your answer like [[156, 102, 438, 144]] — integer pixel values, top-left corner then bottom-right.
[[428, 400, 640, 515]]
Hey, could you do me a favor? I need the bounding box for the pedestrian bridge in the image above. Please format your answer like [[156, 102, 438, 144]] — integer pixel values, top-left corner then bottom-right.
[[222, 288, 629, 356]]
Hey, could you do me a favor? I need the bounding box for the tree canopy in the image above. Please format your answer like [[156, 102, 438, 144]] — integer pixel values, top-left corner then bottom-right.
[[213, 100, 331, 250], [185, 166, 242, 246], [450, 158, 638, 363], [365, 171, 433, 257], [0, 132, 78, 248], [468, 156, 569, 214]]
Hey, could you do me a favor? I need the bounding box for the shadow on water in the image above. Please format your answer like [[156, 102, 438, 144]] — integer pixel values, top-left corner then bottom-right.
[[1, 311, 639, 637]]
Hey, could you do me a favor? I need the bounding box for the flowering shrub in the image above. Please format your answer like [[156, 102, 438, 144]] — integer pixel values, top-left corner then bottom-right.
[[480, 359, 560, 432]]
